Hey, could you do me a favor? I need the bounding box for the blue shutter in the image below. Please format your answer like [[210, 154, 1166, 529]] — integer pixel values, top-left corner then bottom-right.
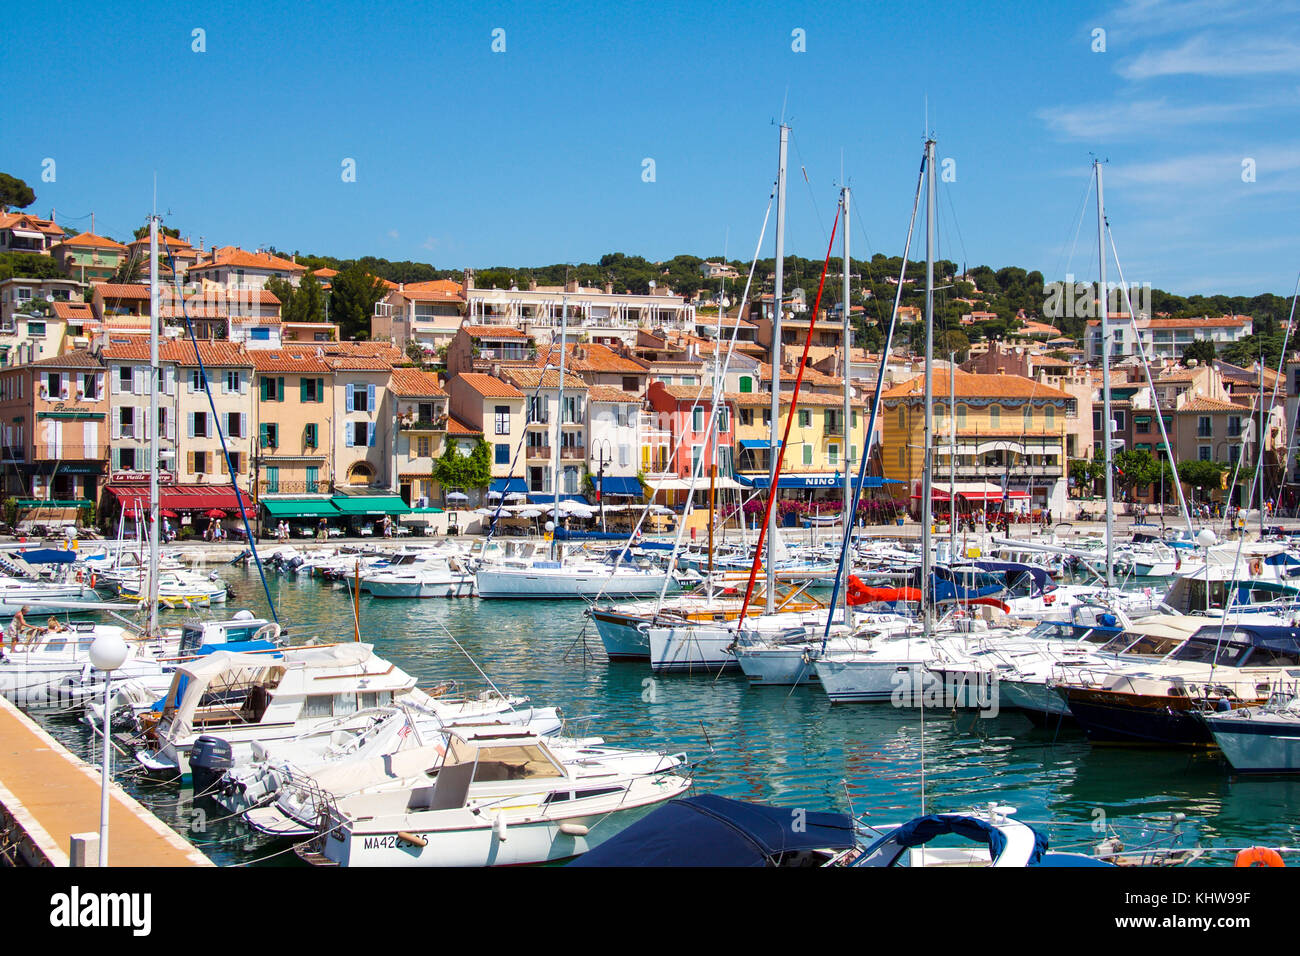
[[345, 424, 354, 447], [367, 422, 375, 446], [367, 383, 376, 412], [346, 383, 355, 410]]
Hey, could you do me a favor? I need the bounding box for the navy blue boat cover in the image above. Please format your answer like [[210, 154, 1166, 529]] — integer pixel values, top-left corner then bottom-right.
[[570, 794, 858, 867]]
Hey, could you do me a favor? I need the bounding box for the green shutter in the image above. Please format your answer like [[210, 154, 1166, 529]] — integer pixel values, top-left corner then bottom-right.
[[260, 376, 269, 401], [317, 378, 324, 402], [260, 423, 269, 448], [278, 377, 285, 402], [300, 377, 308, 402]]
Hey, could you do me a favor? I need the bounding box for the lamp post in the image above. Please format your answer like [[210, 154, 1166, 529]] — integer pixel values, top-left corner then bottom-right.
[[592, 438, 612, 533], [89, 630, 128, 866], [1197, 527, 1217, 613]]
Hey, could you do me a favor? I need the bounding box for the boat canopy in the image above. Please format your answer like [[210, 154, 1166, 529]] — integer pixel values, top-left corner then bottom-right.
[[15, 548, 76, 564], [570, 794, 858, 867], [852, 813, 1047, 868]]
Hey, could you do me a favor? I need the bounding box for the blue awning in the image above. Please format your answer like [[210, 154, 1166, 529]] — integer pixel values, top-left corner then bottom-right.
[[738, 439, 781, 450], [489, 478, 528, 495], [594, 476, 642, 497], [737, 473, 904, 490], [528, 493, 588, 504]]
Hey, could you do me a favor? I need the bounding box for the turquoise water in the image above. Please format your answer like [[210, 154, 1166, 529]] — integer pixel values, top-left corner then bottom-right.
[[33, 566, 1300, 866]]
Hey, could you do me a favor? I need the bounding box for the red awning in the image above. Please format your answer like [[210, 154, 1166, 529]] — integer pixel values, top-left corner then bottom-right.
[[105, 484, 253, 516]]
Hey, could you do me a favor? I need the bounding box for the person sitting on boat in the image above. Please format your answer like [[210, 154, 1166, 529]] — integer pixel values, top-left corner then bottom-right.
[[45, 616, 65, 633]]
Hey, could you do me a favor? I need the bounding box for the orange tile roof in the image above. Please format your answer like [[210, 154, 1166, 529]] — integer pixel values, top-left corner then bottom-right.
[[883, 370, 1073, 401], [52, 301, 95, 321], [312, 267, 339, 278], [318, 341, 403, 362], [323, 356, 392, 371], [462, 325, 528, 338], [405, 279, 463, 295], [447, 416, 482, 435], [0, 213, 65, 236], [57, 231, 126, 250], [160, 340, 252, 368], [248, 349, 332, 373], [499, 367, 588, 390], [28, 349, 101, 369], [732, 391, 865, 407], [390, 367, 446, 397], [651, 384, 738, 403], [126, 234, 194, 250], [93, 282, 151, 300], [190, 246, 305, 273], [587, 385, 641, 403], [1177, 397, 1251, 413], [453, 373, 525, 399], [399, 288, 463, 303], [534, 342, 647, 374]]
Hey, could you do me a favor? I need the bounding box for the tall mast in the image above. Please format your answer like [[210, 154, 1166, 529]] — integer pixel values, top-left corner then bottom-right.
[[922, 138, 936, 629], [1096, 160, 1114, 586], [840, 185, 852, 630], [767, 124, 788, 615], [949, 349, 957, 558], [551, 295, 568, 561], [147, 214, 161, 635]]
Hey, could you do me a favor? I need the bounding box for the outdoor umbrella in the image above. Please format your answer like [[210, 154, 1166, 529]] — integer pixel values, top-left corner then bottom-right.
[[519, 509, 542, 518], [446, 492, 470, 502], [161, 510, 180, 519], [505, 492, 528, 501], [205, 509, 227, 518]]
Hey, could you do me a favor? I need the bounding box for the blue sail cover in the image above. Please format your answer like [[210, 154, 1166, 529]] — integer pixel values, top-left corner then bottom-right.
[[973, 560, 1052, 594], [17, 548, 76, 564], [570, 794, 858, 867], [852, 814, 1047, 867]]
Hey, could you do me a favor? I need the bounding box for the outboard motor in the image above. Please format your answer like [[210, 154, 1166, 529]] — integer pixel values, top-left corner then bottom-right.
[[228, 549, 253, 566], [190, 735, 235, 798]]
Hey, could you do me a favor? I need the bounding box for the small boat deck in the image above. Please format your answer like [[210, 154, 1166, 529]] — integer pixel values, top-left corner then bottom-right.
[[0, 695, 210, 866]]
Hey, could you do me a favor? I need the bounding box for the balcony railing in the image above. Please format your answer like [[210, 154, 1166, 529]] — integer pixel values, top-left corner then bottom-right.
[[560, 446, 586, 460], [257, 478, 330, 497], [399, 418, 447, 431], [525, 445, 552, 460]]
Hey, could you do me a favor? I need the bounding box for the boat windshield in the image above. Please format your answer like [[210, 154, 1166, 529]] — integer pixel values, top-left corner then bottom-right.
[[1026, 622, 1074, 641], [1170, 639, 1252, 667], [1102, 632, 1184, 657], [469, 744, 564, 782]]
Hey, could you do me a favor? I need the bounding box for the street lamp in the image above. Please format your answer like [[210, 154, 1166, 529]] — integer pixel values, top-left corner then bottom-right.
[[591, 438, 613, 533], [1197, 527, 1217, 613], [89, 630, 128, 866]]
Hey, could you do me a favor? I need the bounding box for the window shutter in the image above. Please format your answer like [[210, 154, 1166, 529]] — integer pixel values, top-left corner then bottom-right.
[[167, 413, 176, 442], [278, 377, 285, 402], [259, 377, 268, 401], [219, 453, 227, 476], [165, 366, 174, 395], [259, 423, 267, 448], [134, 407, 143, 436], [111, 411, 121, 440], [317, 378, 324, 402], [300, 378, 308, 402], [345, 425, 354, 448], [188, 413, 195, 439], [111, 368, 121, 395], [239, 372, 247, 395], [346, 383, 355, 409], [133, 368, 144, 395], [140, 448, 149, 472], [241, 413, 248, 439], [367, 422, 375, 446], [367, 383, 376, 412], [185, 450, 194, 474], [111, 447, 119, 470]]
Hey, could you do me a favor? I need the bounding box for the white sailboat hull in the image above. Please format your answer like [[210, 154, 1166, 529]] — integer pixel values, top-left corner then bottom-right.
[[476, 565, 668, 599]]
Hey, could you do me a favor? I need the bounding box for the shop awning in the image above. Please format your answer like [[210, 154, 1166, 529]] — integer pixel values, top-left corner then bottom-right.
[[105, 484, 253, 516], [329, 494, 410, 516], [738, 439, 782, 450], [11, 498, 92, 508], [260, 498, 339, 519], [738, 473, 903, 490], [489, 478, 528, 495], [593, 476, 643, 497], [527, 493, 589, 504]]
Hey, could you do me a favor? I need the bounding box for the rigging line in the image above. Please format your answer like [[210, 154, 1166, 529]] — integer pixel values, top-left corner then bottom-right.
[[941, 182, 969, 281], [738, 203, 841, 628], [824, 150, 928, 642], [1206, 271, 1298, 684], [1054, 167, 1096, 292], [162, 245, 278, 624], [633, 188, 778, 614], [789, 131, 830, 246]]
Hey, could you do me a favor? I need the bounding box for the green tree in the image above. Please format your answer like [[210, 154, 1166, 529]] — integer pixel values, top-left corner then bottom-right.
[[1177, 459, 1227, 497], [936, 328, 971, 362], [1113, 449, 1160, 499], [109, 249, 147, 284], [0, 173, 35, 212], [329, 266, 388, 340], [132, 224, 180, 240], [432, 437, 492, 490], [1181, 339, 1217, 366]]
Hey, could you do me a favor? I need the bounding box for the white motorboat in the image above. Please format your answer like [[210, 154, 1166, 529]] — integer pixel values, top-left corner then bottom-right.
[[364, 553, 475, 598], [307, 727, 690, 866]]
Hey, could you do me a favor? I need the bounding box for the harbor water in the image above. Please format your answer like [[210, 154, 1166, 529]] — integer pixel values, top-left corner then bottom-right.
[[31, 565, 1300, 866]]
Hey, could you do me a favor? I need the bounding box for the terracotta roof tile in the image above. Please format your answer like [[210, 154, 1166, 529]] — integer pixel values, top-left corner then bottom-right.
[[883, 370, 1073, 401], [27, 349, 102, 369], [1177, 397, 1252, 413], [462, 325, 528, 338], [389, 367, 446, 397], [57, 231, 126, 250], [499, 367, 588, 390], [534, 342, 647, 374], [190, 246, 305, 273], [247, 349, 332, 373], [587, 385, 641, 403], [52, 301, 95, 321], [447, 416, 482, 435], [453, 373, 525, 399]]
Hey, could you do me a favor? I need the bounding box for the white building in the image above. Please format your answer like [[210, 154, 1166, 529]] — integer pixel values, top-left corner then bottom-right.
[[1085, 315, 1253, 361]]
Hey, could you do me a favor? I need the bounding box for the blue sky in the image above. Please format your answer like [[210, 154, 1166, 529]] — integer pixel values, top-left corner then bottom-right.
[[4, 0, 1299, 297]]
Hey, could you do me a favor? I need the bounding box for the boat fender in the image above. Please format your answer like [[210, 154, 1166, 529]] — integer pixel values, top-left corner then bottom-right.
[[1235, 847, 1284, 867], [1250, 558, 1263, 576], [558, 823, 589, 837], [397, 831, 428, 848], [493, 815, 508, 841]]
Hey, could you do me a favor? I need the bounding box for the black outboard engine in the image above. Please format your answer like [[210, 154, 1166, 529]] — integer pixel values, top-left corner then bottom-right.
[[190, 735, 235, 798], [228, 549, 253, 566]]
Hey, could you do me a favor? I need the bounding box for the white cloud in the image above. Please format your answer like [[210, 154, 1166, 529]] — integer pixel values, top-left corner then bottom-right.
[[1038, 96, 1274, 140], [421, 236, 439, 251], [1119, 33, 1300, 79], [1106, 0, 1300, 37], [387, 229, 399, 240], [1108, 145, 1300, 188]]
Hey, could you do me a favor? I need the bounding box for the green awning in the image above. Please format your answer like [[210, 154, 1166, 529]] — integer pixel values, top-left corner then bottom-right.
[[37, 411, 105, 420], [330, 494, 410, 516], [407, 506, 445, 513], [260, 498, 339, 518], [12, 498, 93, 508]]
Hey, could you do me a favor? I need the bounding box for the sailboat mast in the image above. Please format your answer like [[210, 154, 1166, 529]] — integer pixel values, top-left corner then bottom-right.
[[921, 138, 936, 628], [767, 125, 788, 615], [949, 349, 957, 558], [147, 214, 161, 635], [1096, 160, 1114, 586], [552, 295, 568, 561], [840, 185, 852, 630]]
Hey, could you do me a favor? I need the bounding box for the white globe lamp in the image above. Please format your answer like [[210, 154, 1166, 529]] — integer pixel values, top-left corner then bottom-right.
[[1196, 529, 1217, 549], [89, 630, 128, 866]]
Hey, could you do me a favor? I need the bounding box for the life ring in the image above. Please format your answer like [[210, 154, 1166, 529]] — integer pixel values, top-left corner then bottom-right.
[[1249, 558, 1263, 577], [1235, 846, 1284, 867]]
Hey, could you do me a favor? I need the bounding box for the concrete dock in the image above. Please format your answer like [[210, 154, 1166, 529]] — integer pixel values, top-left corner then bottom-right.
[[0, 695, 209, 867]]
